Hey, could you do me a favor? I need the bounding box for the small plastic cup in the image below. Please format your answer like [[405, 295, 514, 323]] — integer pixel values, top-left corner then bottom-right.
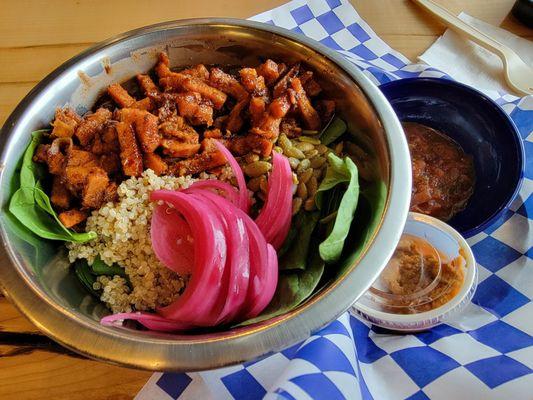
[[352, 212, 477, 332]]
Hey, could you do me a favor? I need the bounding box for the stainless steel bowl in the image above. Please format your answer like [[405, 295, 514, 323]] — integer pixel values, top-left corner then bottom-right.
[[0, 19, 411, 371]]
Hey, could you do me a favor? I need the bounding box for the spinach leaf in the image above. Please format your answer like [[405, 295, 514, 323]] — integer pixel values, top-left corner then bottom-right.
[[20, 130, 47, 188], [9, 188, 76, 241], [236, 244, 325, 326], [278, 223, 297, 258], [316, 153, 359, 263], [8, 130, 96, 243], [335, 180, 387, 276], [1, 209, 58, 270], [90, 256, 127, 277], [279, 211, 319, 270], [74, 259, 100, 297], [320, 117, 347, 146]]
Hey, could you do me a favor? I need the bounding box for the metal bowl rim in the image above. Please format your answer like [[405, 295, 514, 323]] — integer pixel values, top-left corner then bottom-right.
[[0, 17, 411, 371]]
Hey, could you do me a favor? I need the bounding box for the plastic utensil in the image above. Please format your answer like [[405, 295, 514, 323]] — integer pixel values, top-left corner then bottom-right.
[[412, 0, 533, 96]]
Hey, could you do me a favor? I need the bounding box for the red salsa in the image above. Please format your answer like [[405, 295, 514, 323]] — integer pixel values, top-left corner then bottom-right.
[[404, 122, 475, 221]]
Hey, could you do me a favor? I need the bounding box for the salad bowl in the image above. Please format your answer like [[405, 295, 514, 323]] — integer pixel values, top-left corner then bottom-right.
[[0, 18, 411, 371]]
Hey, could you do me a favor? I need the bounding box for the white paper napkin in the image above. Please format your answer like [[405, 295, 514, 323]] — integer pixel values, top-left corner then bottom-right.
[[419, 12, 533, 94]]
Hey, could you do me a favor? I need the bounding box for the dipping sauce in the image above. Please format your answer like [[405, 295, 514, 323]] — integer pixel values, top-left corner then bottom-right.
[[371, 234, 466, 314], [404, 122, 475, 221]]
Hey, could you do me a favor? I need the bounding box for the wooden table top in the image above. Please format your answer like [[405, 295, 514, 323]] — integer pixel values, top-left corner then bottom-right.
[[0, 1, 530, 399]]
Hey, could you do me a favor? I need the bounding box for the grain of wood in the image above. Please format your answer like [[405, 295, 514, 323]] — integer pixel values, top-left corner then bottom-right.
[[0, 44, 92, 83], [0, 348, 150, 400], [0, 1, 528, 398], [0, 82, 38, 125], [0, 297, 40, 333]]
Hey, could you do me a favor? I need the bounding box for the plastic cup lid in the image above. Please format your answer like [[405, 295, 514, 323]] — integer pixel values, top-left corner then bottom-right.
[[352, 212, 477, 332]]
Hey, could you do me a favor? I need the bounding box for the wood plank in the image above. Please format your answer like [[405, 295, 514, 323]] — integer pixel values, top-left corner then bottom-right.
[[0, 0, 287, 47], [0, 82, 37, 125], [0, 0, 526, 49], [0, 348, 150, 400], [0, 35, 442, 86], [0, 297, 40, 334], [0, 44, 92, 83], [355, 0, 528, 35]]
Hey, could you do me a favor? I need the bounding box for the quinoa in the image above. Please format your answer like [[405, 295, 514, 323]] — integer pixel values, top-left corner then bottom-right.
[[68, 169, 195, 313]]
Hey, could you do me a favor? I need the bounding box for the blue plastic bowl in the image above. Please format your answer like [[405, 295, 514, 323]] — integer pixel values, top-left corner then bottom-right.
[[380, 77, 524, 237]]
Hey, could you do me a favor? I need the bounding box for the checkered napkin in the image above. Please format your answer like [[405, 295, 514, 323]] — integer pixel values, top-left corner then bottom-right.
[[136, 1, 533, 399]]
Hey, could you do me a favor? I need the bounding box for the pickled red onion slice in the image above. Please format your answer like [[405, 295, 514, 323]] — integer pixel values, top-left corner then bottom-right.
[[240, 217, 277, 319], [101, 312, 192, 332], [214, 140, 250, 213], [255, 151, 293, 249], [151, 190, 227, 326], [189, 189, 251, 324], [186, 180, 240, 207], [151, 204, 194, 275]]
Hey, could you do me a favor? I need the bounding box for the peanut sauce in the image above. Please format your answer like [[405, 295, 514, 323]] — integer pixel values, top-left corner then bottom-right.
[[377, 235, 465, 314]]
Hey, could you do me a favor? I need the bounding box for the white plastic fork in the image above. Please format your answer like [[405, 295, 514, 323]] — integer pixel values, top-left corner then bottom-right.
[[412, 0, 533, 96]]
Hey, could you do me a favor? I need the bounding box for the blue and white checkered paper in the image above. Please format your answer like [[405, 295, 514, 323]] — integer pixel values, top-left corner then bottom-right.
[[136, 1, 533, 399]]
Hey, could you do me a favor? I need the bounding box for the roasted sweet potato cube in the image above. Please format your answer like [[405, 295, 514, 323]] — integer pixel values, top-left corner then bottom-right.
[[51, 108, 81, 138], [116, 122, 143, 177], [175, 92, 214, 126], [291, 77, 320, 130], [201, 137, 218, 152], [272, 64, 299, 99], [161, 139, 201, 158], [171, 148, 227, 176], [107, 83, 153, 110], [91, 134, 105, 155], [75, 108, 112, 146], [161, 73, 227, 109], [67, 149, 99, 168], [155, 52, 172, 78], [210, 68, 249, 101], [134, 97, 153, 111], [64, 166, 90, 192], [52, 120, 77, 139], [249, 97, 266, 127], [181, 64, 210, 81], [252, 137, 274, 157], [33, 144, 50, 164], [107, 83, 136, 108], [159, 116, 199, 143], [81, 167, 109, 208], [204, 128, 223, 139], [103, 182, 118, 203], [101, 123, 120, 152], [50, 177, 71, 209], [118, 108, 161, 153], [225, 99, 248, 134], [143, 153, 168, 175], [257, 59, 281, 85], [137, 74, 161, 98], [47, 138, 73, 175], [250, 95, 291, 139], [99, 153, 121, 175], [230, 134, 273, 157], [239, 68, 267, 97], [59, 209, 88, 228], [136, 111, 160, 153]]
